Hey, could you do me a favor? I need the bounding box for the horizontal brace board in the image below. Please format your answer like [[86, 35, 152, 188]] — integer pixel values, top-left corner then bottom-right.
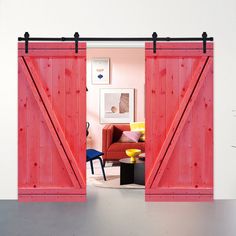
[[19, 194, 86, 202], [18, 42, 86, 49], [145, 194, 213, 202], [145, 188, 213, 195], [19, 188, 86, 195], [18, 42, 86, 56], [18, 50, 86, 57], [145, 42, 214, 49], [145, 50, 213, 57]]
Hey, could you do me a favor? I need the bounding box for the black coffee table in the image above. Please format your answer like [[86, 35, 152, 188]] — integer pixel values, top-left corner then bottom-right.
[[119, 158, 145, 185]]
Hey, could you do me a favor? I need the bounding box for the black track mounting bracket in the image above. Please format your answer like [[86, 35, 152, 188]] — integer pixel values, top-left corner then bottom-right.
[[202, 32, 207, 53], [74, 32, 79, 53], [152, 32, 158, 54], [24, 32, 29, 54]]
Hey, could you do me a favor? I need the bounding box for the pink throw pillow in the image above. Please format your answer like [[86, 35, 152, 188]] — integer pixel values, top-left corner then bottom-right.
[[119, 131, 141, 143]]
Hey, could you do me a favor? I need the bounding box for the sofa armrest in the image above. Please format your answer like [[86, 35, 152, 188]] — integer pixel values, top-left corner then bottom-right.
[[102, 124, 114, 152]]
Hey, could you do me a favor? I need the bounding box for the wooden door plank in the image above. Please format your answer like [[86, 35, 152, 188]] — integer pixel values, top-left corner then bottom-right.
[[191, 75, 206, 188], [26, 71, 40, 188], [51, 58, 66, 132], [175, 58, 193, 186], [37, 58, 53, 186], [77, 57, 86, 178], [146, 57, 212, 188], [145, 55, 153, 181], [65, 59, 77, 165], [199, 67, 213, 187], [18, 64, 29, 187], [165, 59, 180, 133], [19, 57, 82, 188], [156, 59, 167, 154], [39, 116, 54, 186], [159, 58, 180, 187], [23, 56, 86, 188], [148, 58, 166, 178], [51, 58, 73, 187], [204, 68, 214, 187]]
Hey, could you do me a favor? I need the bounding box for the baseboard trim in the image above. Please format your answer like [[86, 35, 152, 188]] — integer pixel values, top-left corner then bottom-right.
[[145, 194, 213, 202]]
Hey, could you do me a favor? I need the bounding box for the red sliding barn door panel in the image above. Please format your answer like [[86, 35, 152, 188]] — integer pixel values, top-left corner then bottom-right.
[[18, 43, 86, 202], [145, 43, 213, 201]]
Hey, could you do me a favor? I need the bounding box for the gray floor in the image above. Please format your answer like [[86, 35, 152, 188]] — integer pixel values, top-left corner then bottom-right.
[[1, 163, 236, 236], [1, 186, 236, 236]]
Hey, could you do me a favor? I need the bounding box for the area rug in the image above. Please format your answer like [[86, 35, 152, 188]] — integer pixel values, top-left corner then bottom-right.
[[87, 166, 144, 189]]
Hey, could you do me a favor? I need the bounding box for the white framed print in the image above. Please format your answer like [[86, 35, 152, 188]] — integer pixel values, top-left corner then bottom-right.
[[91, 58, 110, 84], [100, 88, 134, 124]]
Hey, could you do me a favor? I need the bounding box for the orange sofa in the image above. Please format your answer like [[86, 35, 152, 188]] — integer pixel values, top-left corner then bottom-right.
[[102, 124, 145, 166]]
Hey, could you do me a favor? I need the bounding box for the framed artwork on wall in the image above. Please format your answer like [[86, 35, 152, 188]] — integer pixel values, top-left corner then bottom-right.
[[100, 88, 134, 123], [91, 58, 110, 84]]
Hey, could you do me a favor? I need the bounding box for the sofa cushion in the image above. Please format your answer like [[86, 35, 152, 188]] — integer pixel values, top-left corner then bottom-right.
[[112, 124, 130, 142], [108, 142, 145, 152], [118, 131, 141, 143]]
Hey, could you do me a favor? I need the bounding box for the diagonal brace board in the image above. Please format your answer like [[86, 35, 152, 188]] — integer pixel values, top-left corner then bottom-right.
[[19, 57, 85, 188], [146, 56, 213, 189]]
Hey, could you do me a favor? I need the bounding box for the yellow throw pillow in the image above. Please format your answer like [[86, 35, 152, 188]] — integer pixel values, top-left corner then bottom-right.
[[130, 122, 145, 133], [130, 122, 145, 141]]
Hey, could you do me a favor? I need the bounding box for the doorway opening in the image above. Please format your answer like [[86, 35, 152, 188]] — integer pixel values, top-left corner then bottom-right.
[[86, 45, 146, 191]]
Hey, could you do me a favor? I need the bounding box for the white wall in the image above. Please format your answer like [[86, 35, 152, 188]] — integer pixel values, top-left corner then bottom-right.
[[0, 0, 236, 199]]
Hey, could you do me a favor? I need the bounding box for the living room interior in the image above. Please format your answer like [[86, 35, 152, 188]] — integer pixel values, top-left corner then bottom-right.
[[86, 46, 146, 189]]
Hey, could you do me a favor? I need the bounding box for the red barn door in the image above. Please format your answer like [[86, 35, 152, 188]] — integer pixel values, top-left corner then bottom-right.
[[145, 42, 213, 201], [18, 43, 86, 202]]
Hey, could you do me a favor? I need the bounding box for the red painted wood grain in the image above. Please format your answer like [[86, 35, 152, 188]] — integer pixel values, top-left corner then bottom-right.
[[145, 42, 213, 201], [19, 194, 86, 202], [18, 43, 86, 202], [18, 64, 29, 186]]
